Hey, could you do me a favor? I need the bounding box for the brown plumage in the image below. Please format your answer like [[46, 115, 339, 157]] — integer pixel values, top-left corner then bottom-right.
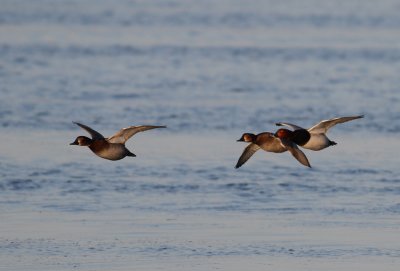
[[70, 122, 166, 160], [235, 132, 311, 168]]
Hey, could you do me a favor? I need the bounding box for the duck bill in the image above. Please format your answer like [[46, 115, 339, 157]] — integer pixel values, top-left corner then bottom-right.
[[69, 142, 78, 145]]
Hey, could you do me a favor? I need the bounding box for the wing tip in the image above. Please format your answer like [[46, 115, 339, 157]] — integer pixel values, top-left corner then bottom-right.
[[148, 125, 167, 130], [72, 121, 82, 127], [300, 158, 312, 169]]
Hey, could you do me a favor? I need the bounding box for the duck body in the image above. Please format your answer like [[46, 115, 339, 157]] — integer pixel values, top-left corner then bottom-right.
[[301, 132, 336, 150], [254, 132, 287, 153], [89, 139, 135, 161]]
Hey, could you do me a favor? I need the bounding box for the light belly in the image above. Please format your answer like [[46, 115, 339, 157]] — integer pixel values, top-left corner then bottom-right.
[[302, 134, 330, 151]]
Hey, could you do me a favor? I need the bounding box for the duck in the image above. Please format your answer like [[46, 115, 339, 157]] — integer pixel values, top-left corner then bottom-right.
[[275, 115, 363, 151], [235, 132, 311, 168], [70, 122, 166, 160]]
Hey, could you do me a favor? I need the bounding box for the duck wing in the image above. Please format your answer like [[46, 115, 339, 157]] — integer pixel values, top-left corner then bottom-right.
[[275, 122, 304, 131], [73, 122, 104, 140], [107, 125, 166, 144], [235, 143, 261, 169], [308, 115, 364, 134], [279, 138, 311, 168]]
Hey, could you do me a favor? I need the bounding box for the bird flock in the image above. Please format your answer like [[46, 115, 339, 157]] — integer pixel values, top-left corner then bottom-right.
[[70, 115, 363, 168]]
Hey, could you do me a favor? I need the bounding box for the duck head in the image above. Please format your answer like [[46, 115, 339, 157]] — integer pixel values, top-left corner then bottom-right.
[[70, 136, 92, 146], [274, 128, 293, 139], [237, 133, 256, 142]]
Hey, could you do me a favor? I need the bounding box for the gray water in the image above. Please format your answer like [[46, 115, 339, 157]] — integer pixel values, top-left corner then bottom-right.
[[1, 0, 400, 270]]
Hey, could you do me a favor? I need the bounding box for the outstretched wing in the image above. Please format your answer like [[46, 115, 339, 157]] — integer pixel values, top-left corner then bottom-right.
[[235, 143, 261, 169], [279, 138, 311, 168], [73, 122, 104, 140], [107, 125, 166, 144], [275, 122, 304, 131], [308, 115, 364, 134]]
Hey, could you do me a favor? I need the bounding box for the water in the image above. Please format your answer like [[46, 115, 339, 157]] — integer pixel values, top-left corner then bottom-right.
[[1, 0, 400, 270]]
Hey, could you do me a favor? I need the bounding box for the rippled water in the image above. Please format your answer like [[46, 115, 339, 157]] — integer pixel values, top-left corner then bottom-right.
[[1, 0, 400, 270]]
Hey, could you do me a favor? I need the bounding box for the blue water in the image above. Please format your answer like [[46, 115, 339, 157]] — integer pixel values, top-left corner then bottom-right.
[[1, 1, 400, 270]]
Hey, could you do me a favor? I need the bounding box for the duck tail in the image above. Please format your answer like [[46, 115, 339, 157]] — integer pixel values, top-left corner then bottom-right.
[[126, 150, 136, 157]]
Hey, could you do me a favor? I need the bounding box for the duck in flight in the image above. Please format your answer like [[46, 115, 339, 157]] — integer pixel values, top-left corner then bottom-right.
[[235, 132, 311, 169], [70, 122, 166, 160], [275, 115, 363, 151]]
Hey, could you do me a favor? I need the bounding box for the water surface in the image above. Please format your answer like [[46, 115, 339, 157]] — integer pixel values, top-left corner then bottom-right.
[[1, 0, 400, 270]]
